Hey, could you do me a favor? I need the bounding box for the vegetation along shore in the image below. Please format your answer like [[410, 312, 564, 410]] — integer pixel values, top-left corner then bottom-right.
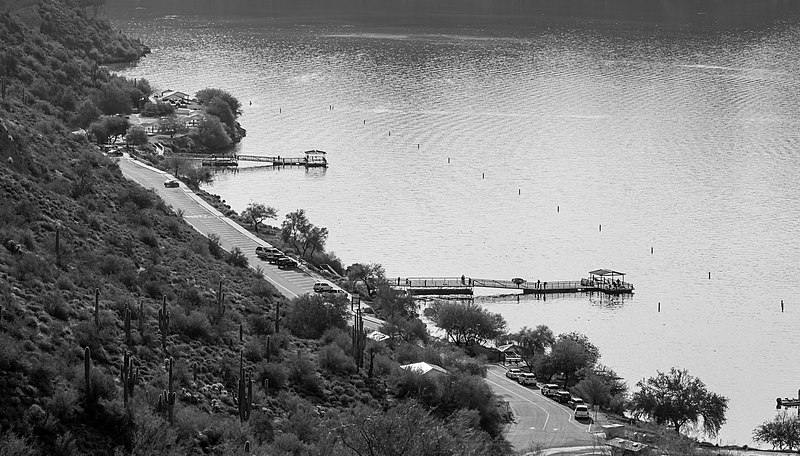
[[0, 1, 797, 455]]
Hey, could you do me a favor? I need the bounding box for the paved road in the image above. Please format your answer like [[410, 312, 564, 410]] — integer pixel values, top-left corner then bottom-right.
[[118, 155, 325, 298], [117, 155, 387, 331], [485, 366, 605, 455]]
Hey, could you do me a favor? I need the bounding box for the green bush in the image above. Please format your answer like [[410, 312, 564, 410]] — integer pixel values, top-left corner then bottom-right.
[[289, 353, 322, 397], [257, 362, 287, 392], [318, 344, 356, 375], [43, 292, 70, 321], [138, 227, 159, 248], [225, 247, 248, 268], [171, 309, 213, 342], [247, 314, 273, 336]]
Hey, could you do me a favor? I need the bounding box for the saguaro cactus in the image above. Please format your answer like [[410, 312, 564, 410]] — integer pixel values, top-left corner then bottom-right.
[[217, 280, 225, 320], [274, 302, 280, 333], [159, 357, 176, 425], [94, 288, 100, 328], [245, 441, 251, 453], [237, 351, 252, 423], [158, 296, 170, 352], [84, 346, 92, 403], [123, 305, 132, 345], [55, 226, 60, 266], [121, 350, 139, 406], [265, 335, 271, 363], [351, 309, 366, 369]]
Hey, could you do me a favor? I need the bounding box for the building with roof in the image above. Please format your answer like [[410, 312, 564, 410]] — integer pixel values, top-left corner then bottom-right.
[[398, 362, 447, 379]]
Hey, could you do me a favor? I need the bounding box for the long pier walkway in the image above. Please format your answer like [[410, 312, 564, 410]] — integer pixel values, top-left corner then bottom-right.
[[392, 273, 634, 296]]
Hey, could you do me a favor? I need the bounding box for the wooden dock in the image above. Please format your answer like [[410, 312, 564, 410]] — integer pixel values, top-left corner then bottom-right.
[[391, 270, 634, 296], [175, 151, 328, 168]]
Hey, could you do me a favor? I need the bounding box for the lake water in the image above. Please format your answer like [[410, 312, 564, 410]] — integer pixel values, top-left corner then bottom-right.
[[109, 4, 800, 446]]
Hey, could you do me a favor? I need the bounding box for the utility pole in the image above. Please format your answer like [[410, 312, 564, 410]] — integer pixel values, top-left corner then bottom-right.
[[776, 389, 800, 416]]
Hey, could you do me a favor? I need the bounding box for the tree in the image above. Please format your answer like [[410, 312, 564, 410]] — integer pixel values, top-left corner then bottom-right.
[[753, 411, 800, 451], [159, 115, 188, 138], [301, 225, 328, 258], [141, 101, 175, 117], [184, 166, 214, 188], [240, 202, 277, 233], [284, 293, 348, 339], [544, 338, 595, 387], [629, 367, 728, 437], [103, 116, 130, 143], [164, 156, 188, 179], [557, 331, 600, 366], [508, 325, 554, 372], [125, 126, 148, 148], [196, 88, 241, 116], [427, 301, 506, 346], [72, 100, 101, 128], [97, 83, 132, 115], [193, 115, 231, 150], [88, 120, 109, 145], [345, 263, 386, 297], [281, 209, 310, 253]]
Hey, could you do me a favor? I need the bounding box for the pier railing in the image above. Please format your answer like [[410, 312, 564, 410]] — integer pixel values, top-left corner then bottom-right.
[[392, 276, 634, 295]]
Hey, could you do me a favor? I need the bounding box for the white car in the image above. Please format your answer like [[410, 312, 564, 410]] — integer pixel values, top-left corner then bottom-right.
[[313, 281, 334, 293], [505, 368, 522, 380], [574, 404, 590, 419], [517, 373, 537, 386]]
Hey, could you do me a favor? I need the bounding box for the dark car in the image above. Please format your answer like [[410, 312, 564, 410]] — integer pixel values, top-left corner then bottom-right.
[[554, 391, 571, 403], [163, 179, 179, 188], [277, 257, 298, 269]]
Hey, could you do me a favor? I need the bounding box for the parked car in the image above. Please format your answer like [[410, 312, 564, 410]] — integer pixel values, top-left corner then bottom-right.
[[505, 368, 523, 380], [554, 391, 571, 403], [574, 404, 590, 419], [163, 179, 179, 188], [313, 281, 334, 293], [517, 373, 537, 386], [277, 257, 298, 269], [268, 254, 285, 264], [568, 397, 585, 409], [255, 246, 279, 260], [542, 384, 561, 397]]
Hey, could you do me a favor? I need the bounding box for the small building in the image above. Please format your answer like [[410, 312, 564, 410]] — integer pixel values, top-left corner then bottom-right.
[[367, 331, 389, 342], [398, 362, 447, 379], [160, 90, 193, 104], [497, 343, 522, 365], [304, 149, 328, 168]]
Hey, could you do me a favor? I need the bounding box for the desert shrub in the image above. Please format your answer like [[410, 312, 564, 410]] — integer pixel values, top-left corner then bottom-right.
[[138, 228, 159, 248], [84, 368, 117, 405], [142, 280, 163, 299], [171, 310, 213, 342], [244, 338, 266, 363], [208, 234, 223, 258], [98, 254, 133, 276], [247, 314, 273, 337], [165, 217, 182, 237], [187, 237, 209, 256], [257, 362, 287, 392], [43, 292, 70, 321], [226, 247, 248, 268], [47, 387, 78, 422], [14, 253, 53, 283], [29, 362, 57, 396], [288, 353, 322, 397], [249, 410, 274, 443], [0, 335, 27, 372], [118, 185, 154, 209], [373, 354, 398, 378], [0, 431, 37, 456], [320, 328, 351, 352], [318, 344, 356, 375]]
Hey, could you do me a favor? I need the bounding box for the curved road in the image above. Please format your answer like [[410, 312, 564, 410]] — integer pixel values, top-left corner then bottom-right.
[[485, 366, 607, 455]]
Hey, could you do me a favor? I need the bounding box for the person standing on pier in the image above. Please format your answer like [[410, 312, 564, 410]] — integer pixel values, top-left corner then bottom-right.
[[461, 275, 465, 285], [537, 279, 541, 289]]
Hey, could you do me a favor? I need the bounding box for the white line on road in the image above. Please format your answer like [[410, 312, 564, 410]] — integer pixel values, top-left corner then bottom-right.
[[485, 375, 551, 431]]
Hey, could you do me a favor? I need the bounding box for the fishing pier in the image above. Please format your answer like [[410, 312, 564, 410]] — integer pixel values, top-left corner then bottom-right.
[[199, 149, 328, 168], [392, 269, 633, 296]]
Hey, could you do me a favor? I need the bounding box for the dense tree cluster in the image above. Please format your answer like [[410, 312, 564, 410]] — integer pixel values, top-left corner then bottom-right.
[[426, 300, 507, 346]]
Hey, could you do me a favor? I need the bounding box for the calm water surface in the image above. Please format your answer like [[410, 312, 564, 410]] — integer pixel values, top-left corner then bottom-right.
[[111, 11, 800, 446]]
